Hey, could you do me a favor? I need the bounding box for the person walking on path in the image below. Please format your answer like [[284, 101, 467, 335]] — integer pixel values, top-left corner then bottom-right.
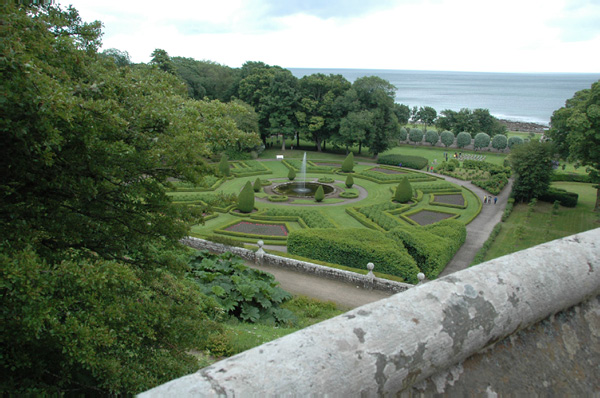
[[494, 197, 497, 204]]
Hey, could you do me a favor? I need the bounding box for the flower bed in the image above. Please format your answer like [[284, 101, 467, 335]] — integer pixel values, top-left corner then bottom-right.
[[405, 210, 455, 226], [224, 221, 289, 237], [432, 194, 464, 206], [371, 167, 408, 175]]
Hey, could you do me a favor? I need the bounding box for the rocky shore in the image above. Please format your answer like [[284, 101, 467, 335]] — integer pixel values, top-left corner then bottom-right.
[[498, 119, 548, 133]]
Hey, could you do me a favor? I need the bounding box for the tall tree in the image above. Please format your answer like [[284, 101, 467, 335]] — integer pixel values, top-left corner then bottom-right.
[[172, 57, 239, 101], [295, 73, 351, 152], [548, 80, 600, 210], [150, 48, 176, 74], [0, 4, 259, 394], [509, 141, 554, 202], [416, 106, 437, 127]]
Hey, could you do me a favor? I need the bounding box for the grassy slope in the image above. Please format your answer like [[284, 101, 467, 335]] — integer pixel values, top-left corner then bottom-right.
[[483, 182, 600, 261]]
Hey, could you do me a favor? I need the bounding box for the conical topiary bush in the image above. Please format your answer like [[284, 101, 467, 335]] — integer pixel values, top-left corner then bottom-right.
[[394, 177, 412, 203], [288, 168, 296, 181], [314, 185, 325, 202], [345, 174, 354, 188], [238, 181, 255, 213], [219, 154, 230, 177], [341, 152, 354, 173], [253, 177, 261, 193]]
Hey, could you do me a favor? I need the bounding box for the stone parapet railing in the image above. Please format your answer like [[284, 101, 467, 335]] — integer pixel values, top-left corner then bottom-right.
[[181, 237, 412, 293], [143, 229, 600, 396]]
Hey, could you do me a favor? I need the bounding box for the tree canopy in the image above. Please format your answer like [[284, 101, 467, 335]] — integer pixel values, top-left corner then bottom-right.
[[509, 140, 554, 202], [548, 80, 600, 210]]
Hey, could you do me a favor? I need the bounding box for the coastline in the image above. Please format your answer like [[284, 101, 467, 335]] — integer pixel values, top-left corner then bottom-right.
[[498, 119, 548, 133]]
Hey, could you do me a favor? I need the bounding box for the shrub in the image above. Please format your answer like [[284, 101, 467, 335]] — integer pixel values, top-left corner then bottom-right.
[[394, 177, 413, 203], [551, 172, 592, 183], [377, 154, 428, 170], [538, 188, 578, 207], [237, 181, 255, 213], [409, 128, 424, 144], [425, 129, 439, 146], [492, 134, 508, 151], [508, 136, 523, 149], [188, 251, 295, 325], [440, 130, 454, 147], [287, 228, 420, 283], [340, 191, 358, 199], [341, 152, 355, 172], [456, 131, 472, 148], [318, 177, 334, 183], [288, 168, 296, 181], [474, 132, 491, 150], [218, 154, 230, 176], [267, 195, 289, 202], [345, 174, 354, 188], [398, 127, 408, 142], [314, 185, 325, 202], [253, 178, 261, 193]]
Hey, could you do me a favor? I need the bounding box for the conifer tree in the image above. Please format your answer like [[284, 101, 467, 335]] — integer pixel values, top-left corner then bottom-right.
[[238, 181, 255, 213], [341, 152, 355, 172], [395, 177, 413, 203], [345, 174, 354, 188], [315, 185, 325, 202]]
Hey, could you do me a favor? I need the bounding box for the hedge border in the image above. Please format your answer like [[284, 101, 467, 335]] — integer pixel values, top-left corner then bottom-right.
[[214, 219, 292, 241], [398, 207, 460, 226], [429, 192, 468, 209]]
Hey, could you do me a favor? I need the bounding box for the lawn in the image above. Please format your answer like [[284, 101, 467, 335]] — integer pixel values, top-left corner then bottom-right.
[[483, 182, 599, 261]]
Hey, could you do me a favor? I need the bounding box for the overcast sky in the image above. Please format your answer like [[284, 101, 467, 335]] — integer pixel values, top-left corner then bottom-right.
[[68, 0, 600, 73]]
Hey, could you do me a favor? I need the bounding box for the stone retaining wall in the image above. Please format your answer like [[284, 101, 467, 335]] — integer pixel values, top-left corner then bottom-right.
[[181, 237, 412, 293]]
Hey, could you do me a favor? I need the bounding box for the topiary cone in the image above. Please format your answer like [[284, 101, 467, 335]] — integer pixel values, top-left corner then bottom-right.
[[288, 168, 296, 181], [238, 181, 255, 213], [253, 177, 261, 193], [341, 152, 354, 172], [394, 176, 412, 203], [314, 185, 325, 202], [345, 174, 354, 188]]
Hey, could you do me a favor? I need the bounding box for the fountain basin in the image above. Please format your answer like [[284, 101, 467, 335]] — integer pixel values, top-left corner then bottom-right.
[[273, 182, 334, 198]]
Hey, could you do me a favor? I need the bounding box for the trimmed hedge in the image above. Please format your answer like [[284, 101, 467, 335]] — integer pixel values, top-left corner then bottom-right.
[[377, 154, 428, 170], [538, 188, 578, 207], [260, 208, 337, 228], [341, 152, 355, 172], [394, 177, 412, 203], [339, 191, 359, 199], [317, 176, 335, 183], [345, 174, 354, 188], [386, 219, 466, 279], [551, 172, 592, 183], [267, 195, 289, 202], [237, 181, 255, 213], [287, 228, 420, 283]]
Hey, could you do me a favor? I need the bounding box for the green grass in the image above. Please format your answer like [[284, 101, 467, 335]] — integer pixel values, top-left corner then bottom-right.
[[483, 182, 599, 261]]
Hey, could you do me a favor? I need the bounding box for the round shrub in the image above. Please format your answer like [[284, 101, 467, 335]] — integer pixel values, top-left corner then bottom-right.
[[260, 179, 272, 186], [440, 130, 454, 147], [341, 152, 355, 173], [456, 131, 472, 148], [237, 181, 255, 213], [268, 195, 289, 202], [340, 191, 358, 199], [314, 185, 325, 202], [425, 130, 439, 146], [318, 177, 334, 183], [253, 177, 261, 193], [492, 134, 508, 151], [287, 168, 296, 181], [409, 128, 424, 144], [345, 174, 354, 188], [474, 132, 491, 150], [394, 177, 412, 203], [508, 136, 523, 149], [398, 127, 408, 142], [218, 154, 230, 177]]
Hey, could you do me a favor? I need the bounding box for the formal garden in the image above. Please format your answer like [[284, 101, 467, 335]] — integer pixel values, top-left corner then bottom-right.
[[168, 152, 480, 283]]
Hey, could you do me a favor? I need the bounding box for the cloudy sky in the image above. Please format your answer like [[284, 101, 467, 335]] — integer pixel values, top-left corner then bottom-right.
[[68, 0, 600, 73]]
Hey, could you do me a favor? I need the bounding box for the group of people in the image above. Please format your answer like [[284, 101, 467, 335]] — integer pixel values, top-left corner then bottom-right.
[[483, 195, 497, 204]]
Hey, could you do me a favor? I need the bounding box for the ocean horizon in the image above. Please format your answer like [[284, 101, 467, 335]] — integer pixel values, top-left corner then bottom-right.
[[288, 68, 600, 126]]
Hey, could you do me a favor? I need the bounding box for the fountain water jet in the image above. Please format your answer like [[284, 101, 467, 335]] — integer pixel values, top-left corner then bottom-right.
[[294, 152, 310, 194]]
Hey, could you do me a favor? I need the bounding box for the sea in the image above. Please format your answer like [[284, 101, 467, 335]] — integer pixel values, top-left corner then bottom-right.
[[288, 68, 600, 126]]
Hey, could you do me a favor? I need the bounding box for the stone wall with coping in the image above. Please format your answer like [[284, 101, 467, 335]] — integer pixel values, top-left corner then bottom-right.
[[143, 229, 600, 396], [181, 237, 412, 293]]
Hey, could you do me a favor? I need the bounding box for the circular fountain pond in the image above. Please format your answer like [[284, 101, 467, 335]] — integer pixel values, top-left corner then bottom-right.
[[273, 182, 334, 198]]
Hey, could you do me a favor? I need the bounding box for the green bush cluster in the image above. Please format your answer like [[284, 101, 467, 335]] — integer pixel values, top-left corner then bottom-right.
[[472, 173, 509, 195], [538, 188, 578, 207], [260, 208, 337, 228], [357, 202, 405, 231], [188, 251, 295, 325], [230, 160, 272, 177], [551, 172, 592, 183], [287, 228, 420, 283], [387, 219, 466, 278], [377, 154, 429, 170], [411, 181, 459, 193], [462, 160, 510, 176]]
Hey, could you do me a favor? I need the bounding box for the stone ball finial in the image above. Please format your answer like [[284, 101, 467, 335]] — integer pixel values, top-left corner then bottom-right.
[[257, 240, 264, 248], [367, 262, 374, 271], [417, 273, 425, 283]]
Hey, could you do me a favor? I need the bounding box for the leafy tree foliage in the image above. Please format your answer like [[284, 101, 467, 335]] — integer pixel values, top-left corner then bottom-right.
[[398, 127, 408, 142], [548, 80, 600, 210], [342, 152, 355, 172], [409, 128, 424, 143], [492, 134, 508, 151], [101, 48, 131, 67], [0, 4, 260, 394], [425, 129, 439, 146], [237, 181, 255, 213], [395, 177, 413, 203], [474, 132, 491, 150], [509, 140, 554, 202], [296, 73, 351, 151], [393, 103, 411, 125], [416, 106, 437, 127], [150, 48, 176, 74], [436, 108, 506, 136], [456, 131, 472, 148], [508, 136, 524, 149], [187, 251, 295, 324], [440, 130, 455, 147], [172, 57, 238, 101]]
